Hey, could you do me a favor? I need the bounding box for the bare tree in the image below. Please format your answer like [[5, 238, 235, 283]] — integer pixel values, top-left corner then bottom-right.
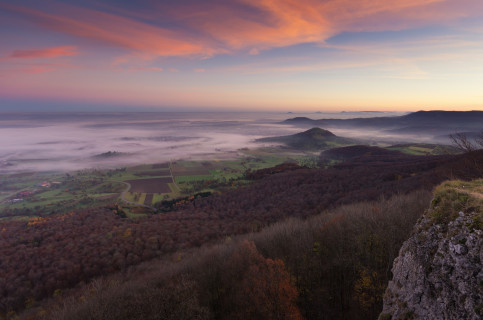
[[477, 130, 483, 148], [449, 131, 482, 172], [449, 132, 480, 153]]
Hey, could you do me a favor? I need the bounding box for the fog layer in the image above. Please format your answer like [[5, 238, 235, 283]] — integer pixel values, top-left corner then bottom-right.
[[0, 111, 407, 172]]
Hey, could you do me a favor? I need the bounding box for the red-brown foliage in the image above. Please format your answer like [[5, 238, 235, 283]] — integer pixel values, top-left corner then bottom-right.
[[221, 241, 303, 320], [1, 151, 482, 315]]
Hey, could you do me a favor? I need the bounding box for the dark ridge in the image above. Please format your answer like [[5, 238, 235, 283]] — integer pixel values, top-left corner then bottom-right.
[[401, 110, 483, 122], [320, 145, 402, 161], [282, 111, 483, 136]]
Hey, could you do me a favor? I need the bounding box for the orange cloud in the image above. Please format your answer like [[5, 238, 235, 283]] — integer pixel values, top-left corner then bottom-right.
[[10, 46, 78, 59], [163, 0, 481, 54], [175, 0, 331, 51], [1, 3, 221, 59], [2, 0, 482, 60]]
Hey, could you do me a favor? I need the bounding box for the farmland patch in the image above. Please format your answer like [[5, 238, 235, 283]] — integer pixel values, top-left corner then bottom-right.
[[133, 170, 170, 177], [175, 175, 213, 183], [125, 178, 173, 193], [172, 167, 211, 176], [152, 163, 170, 169], [144, 194, 154, 206]]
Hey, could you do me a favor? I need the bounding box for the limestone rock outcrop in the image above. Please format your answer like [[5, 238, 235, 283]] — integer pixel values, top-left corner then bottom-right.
[[380, 180, 482, 320]]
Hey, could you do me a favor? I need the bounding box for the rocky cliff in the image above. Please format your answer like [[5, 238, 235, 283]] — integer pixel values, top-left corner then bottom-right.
[[380, 179, 482, 320]]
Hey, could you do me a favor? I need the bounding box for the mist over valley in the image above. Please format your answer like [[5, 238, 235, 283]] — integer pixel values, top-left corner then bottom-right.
[[1, 110, 470, 173], [0, 111, 413, 173]]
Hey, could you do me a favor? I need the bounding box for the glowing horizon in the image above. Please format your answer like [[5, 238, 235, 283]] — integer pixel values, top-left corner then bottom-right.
[[1, 0, 483, 112]]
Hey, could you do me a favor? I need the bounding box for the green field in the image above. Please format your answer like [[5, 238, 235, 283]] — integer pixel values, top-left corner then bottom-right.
[[175, 175, 214, 183], [387, 144, 459, 156], [2, 141, 454, 219], [0, 149, 319, 219]]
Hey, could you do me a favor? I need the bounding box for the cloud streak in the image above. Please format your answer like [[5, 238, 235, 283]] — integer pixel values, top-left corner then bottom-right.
[[0, 3, 221, 59], [2, 0, 482, 59], [9, 45, 78, 59]]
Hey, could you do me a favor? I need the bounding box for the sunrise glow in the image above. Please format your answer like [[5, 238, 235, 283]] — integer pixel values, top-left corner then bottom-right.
[[1, 0, 483, 111]]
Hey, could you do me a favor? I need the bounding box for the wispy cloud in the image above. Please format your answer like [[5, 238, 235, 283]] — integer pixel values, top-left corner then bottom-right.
[[0, 3, 221, 59], [2, 0, 482, 60], [9, 45, 78, 59], [0, 65, 55, 77]]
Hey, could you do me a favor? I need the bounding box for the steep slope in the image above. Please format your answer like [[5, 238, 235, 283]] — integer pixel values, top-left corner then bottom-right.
[[380, 179, 482, 320]]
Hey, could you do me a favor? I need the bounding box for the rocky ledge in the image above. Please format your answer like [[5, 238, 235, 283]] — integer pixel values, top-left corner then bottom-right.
[[380, 180, 482, 320]]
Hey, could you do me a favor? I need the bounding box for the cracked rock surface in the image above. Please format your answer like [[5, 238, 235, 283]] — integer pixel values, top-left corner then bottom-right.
[[380, 208, 482, 320]]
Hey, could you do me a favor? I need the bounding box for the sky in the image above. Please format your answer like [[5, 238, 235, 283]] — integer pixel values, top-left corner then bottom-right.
[[1, 0, 483, 112]]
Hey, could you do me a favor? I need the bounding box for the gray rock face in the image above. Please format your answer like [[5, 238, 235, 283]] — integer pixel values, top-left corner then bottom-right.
[[380, 211, 482, 320]]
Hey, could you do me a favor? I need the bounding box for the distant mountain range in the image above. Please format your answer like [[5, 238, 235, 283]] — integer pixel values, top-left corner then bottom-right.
[[283, 111, 483, 141], [256, 127, 356, 150]]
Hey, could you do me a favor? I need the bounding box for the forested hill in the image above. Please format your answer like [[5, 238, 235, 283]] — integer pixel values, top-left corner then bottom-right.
[[256, 127, 356, 150], [282, 110, 483, 138], [320, 145, 403, 161]]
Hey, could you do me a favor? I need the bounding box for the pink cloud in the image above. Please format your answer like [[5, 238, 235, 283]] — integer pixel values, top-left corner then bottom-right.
[[128, 66, 163, 72], [0, 65, 55, 76], [0, 3, 222, 59], [194, 68, 206, 73], [24, 66, 56, 73], [174, 0, 473, 52], [1, 0, 482, 60], [9, 46, 78, 59]]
